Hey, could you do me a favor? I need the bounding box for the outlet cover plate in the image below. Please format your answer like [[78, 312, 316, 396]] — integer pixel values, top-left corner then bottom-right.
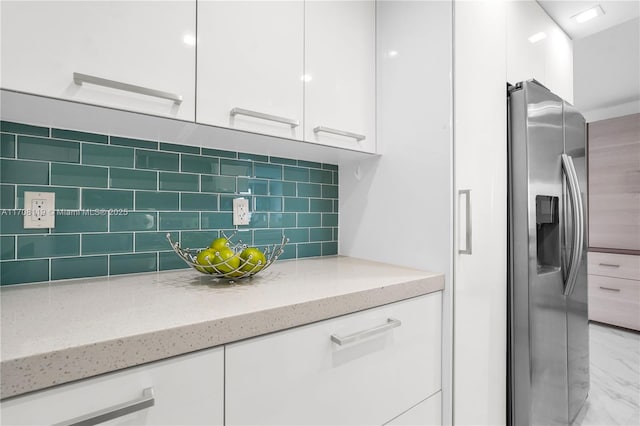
[[23, 191, 55, 229], [233, 198, 250, 226]]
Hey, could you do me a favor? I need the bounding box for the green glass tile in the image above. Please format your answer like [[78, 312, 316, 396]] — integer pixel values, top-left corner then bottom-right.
[[298, 242, 322, 258], [181, 154, 219, 175], [322, 185, 338, 199], [83, 189, 133, 210], [269, 156, 297, 166], [109, 168, 157, 190], [333, 227, 339, 240], [159, 212, 199, 230], [202, 148, 236, 159], [284, 198, 308, 212], [135, 232, 177, 252], [1, 184, 15, 209], [1, 159, 49, 185], [111, 136, 158, 150], [310, 227, 333, 242], [83, 143, 134, 168], [283, 166, 309, 182], [246, 179, 269, 195], [51, 256, 108, 280], [255, 196, 282, 212], [18, 234, 79, 258], [159, 251, 189, 271], [249, 212, 268, 228], [220, 195, 235, 211], [17, 186, 79, 209], [1, 133, 16, 158], [0, 212, 48, 234], [135, 191, 179, 211], [82, 233, 133, 255], [237, 177, 249, 194], [285, 228, 309, 243], [110, 212, 157, 232], [254, 163, 282, 180], [226, 229, 253, 245], [159, 172, 198, 192], [310, 198, 333, 213], [254, 229, 283, 245], [322, 213, 338, 227], [1, 236, 15, 260], [269, 181, 296, 196], [220, 159, 252, 177], [322, 241, 338, 256], [278, 245, 296, 260], [201, 212, 233, 229], [18, 136, 79, 163], [181, 193, 218, 211], [297, 183, 321, 198], [239, 153, 268, 162], [309, 169, 333, 184], [298, 160, 322, 169], [51, 163, 108, 188], [322, 163, 338, 171], [201, 175, 236, 193], [52, 128, 107, 144], [181, 231, 218, 249], [269, 213, 296, 228], [0, 121, 48, 137], [159, 142, 199, 154], [53, 212, 108, 233], [0, 259, 49, 285], [333, 200, 339, 212], [110, 252, 157, 275], [333, 171, 338, 185], [298, 213, 321, 227], [135, 149, 179, 171]]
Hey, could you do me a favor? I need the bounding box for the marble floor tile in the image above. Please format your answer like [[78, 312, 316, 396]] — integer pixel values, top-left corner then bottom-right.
[[573, 322, 640, 426]]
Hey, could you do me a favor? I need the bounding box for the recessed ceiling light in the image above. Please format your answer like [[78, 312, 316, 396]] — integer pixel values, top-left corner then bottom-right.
[[571, 5, 605, 24], [528, 32, 547, 43]]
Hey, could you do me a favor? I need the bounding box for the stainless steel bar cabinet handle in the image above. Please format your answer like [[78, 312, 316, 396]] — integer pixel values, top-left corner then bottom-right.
[[313, 126, 366, 142], [330, 318, 401, 346], [73, 73, 182, 104], [599, 263, 620, 268], [230, 108, 299, 127], [458, 189, 472, 255], [53, 387, 155, 426]]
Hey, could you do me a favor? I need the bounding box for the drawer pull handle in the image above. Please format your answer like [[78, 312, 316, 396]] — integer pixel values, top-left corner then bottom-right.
[[313, 126, 366, 142], [230, 107, 300, 127], [599, 286, 621, 292], [53, 387, 155, 426], [330, 318, 401, 346], [73, 73, 182, 104], [599, 263, 620, 268]]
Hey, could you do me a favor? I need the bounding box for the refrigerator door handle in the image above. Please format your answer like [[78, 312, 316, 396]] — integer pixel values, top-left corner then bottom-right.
[[561, 154, 584, 297]]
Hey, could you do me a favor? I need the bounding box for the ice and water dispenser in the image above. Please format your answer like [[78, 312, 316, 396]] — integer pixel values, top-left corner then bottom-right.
[[536, 195, 560, 272]]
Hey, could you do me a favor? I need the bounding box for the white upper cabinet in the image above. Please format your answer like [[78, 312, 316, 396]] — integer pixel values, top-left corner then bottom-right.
[[0, 1, 196, 121], [197, 1, 304, 140], [304, 0, 376, 153]]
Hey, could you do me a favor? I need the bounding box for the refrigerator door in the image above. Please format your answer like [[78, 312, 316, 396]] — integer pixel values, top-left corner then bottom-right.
[[563, 101, 590, 422]]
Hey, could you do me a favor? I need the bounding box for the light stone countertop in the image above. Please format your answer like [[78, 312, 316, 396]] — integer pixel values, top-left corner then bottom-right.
[[0, 256, 444, 399]]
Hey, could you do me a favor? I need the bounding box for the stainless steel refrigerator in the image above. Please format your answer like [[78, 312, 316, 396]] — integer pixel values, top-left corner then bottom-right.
[[507, 80, 590, 426]]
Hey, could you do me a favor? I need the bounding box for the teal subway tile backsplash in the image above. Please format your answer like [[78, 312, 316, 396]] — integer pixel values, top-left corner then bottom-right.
[[0, 121, 338, 285]]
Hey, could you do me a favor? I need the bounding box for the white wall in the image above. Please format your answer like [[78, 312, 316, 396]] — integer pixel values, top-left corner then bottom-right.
[[574, 17, 640, 121], [339, 0, 453, 422]]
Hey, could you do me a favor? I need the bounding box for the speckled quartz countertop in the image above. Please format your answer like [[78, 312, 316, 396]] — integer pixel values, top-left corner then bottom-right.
[[0, 256, 444, 399]]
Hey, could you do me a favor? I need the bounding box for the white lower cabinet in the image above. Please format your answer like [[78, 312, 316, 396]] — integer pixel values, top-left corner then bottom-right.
[[385, 391, 442, 426], [225, 293, 442, 425], [0, 347, 224, 426]]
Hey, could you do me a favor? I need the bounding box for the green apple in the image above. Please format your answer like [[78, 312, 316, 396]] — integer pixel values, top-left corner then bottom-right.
[[209, 237, 229, 251], [195, 248, 217, 273], [239, 247, 267, 273], [212, 247, 241, 274]]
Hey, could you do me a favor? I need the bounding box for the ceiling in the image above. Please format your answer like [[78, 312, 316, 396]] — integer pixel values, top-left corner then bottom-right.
[[537, 0, 640, 39]]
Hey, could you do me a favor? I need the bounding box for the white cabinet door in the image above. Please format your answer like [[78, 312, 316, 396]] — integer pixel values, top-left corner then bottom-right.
[[385, 391, 442, 426], [0, 1, 196, 121], [226, 293, 442, 426], [197, 1, 304, 140], [304, 0, 376, 153], [0, 347, 224, 425]]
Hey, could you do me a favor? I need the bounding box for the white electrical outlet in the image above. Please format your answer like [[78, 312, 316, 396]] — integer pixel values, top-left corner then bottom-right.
[[233, 197, 250, 226], [23, 191, 55, 229]]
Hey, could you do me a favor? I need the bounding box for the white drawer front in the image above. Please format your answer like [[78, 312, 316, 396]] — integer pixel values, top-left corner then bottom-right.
[[588, 275, 640, 331], [226, 293, 442, 426], [385, 391, 441, 426], [588, 252, 640, 281], [1, 347, 224, 426]]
